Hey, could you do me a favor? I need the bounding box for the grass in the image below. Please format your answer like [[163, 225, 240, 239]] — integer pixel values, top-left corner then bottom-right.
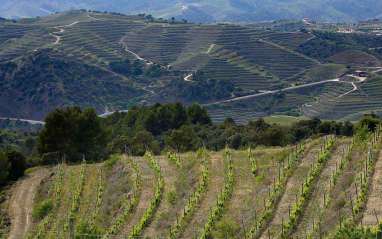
[[264, 115, 308, 126]]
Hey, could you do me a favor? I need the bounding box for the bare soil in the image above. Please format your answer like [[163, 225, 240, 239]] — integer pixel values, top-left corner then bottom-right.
[[8, 168, 50, 239]]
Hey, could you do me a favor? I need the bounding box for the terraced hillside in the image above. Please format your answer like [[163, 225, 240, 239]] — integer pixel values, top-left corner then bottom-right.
[[1, 10, 382, 122], [303, 74, 382, 121], [2, 128, 382, 238]]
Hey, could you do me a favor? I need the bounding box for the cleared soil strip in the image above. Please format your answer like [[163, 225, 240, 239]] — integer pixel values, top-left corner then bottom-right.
[[142, 156, 178, 238], [8, 168, 50, 239], [362, 141, 382, 226], [119, 156, 155, 236], [260, 142, 323, 238], [294, 140, 346, 237], [181, 154, 226, 238]]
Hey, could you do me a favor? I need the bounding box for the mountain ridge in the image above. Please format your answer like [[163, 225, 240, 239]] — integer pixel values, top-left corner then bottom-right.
[[0, 0, 381, 23]]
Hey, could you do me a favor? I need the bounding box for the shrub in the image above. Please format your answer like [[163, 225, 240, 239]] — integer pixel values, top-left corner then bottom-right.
[[167, 190, 176, 206], [32, 199, 53, 220], [104, 155, 119, 170]]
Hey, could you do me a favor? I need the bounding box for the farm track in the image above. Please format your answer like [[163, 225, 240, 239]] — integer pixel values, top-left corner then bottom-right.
[[294, 140, 347, 238], [259, 142, 323, 238], [8, 168, 50, 239], [142, 156, 178, 238], [181, 154, 226, 238], [362, 140, 382, 226], [119, 156, 156, 236]]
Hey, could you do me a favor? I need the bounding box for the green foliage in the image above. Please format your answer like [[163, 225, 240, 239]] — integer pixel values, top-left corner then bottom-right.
[[75, 220, 104, 239], [69, 161, 86, 218], [0, 149, 10, 187], [166, 125, 199, 153], [129, 151, 163, 238], [214, 218, 239, 239], [104, 155, 119, 170], [200, 148, 234, 238], [167, 190, 176, 206], [103, 103, 211, 138], [37, 107, 107, 163], [167, 152, 181, 168], [282, 137, 335, 236], [34, 164, 64, 239], [169, 148, 209, 238], [6, 150, 27, 180], [92, 169, 104, 222], [247, 148, 257, 174], [298, 31, 382, 60], [32, 199, 53, 220], [0, 53, 143, 119], [355, 114, 381, 132], [247, 144, 306, 237], [110, 58, 168, 79], [168, 71, 235, 102], [105, 157, 141, 236]]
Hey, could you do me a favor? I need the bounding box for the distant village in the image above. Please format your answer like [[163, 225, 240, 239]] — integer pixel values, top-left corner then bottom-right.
[[301, 18, 382, 36]]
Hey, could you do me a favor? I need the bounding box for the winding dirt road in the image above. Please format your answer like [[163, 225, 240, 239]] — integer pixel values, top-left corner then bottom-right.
[[8, 168, 50, 239]]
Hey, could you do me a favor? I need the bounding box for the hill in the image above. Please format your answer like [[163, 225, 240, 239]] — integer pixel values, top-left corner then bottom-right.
[[1, 127, 381, 238], [1, 0, 382, 23], [1, 11, 382, 123]]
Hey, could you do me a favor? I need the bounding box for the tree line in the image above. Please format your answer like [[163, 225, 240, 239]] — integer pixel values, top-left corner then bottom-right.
[[4, 103, 378, 168]]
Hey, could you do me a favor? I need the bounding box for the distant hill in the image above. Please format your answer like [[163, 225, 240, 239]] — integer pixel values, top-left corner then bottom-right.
[[1, 11, 382, 122], [0, 0, 382, 23]]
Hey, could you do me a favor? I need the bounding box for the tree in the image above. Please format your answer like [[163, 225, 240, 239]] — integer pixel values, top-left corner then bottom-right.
[[171, 102, 187, 129], [37, 107, 107, 163], [261, 125, 290, 146], [166, 126, 198, 154], [341, 121, 354, 136], [132, 131, 160, 156], [6, 150, 27, 180], [186, 104, 212, 125], [0, 149, 10, 187], [355, 115, 381, 132], [107, 135, 132, 155]]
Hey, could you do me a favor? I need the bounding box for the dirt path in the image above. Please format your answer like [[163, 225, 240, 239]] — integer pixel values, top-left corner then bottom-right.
[[362, 141, 382, 226], [119, 156, 155, 236], [184, 73, 193, 82], [142, 156, 178, 238], [8, 168, 50, 239], [206, 44, 216, 54], [260, 142, 323, 238], [181, 154, 226, 238], [294, 141, 346, 237], [120, 35, 146, 61]]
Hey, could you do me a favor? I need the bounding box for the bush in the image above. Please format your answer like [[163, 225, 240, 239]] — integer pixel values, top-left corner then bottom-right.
[[104, 155, 119, 170], [32, 199, 53, 220], [167, 190, 176, 205]]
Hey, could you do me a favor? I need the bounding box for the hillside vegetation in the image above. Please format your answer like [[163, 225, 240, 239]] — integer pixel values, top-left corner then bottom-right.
[[1, 11, 382, 123], [1, 110, 381, 238], [1, 0, 382, 23]]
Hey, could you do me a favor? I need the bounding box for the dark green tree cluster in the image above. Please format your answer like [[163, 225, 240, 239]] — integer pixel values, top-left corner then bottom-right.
[[168, 71, 235, 102], [298, 30, 382, 60], [105, 104, 356, 154], [0, 149, 27, 188], [37, 107, 107, 163], [103, 103, 212, 138], [109, 59, 168, 78], [104, 103, 211, 155]]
